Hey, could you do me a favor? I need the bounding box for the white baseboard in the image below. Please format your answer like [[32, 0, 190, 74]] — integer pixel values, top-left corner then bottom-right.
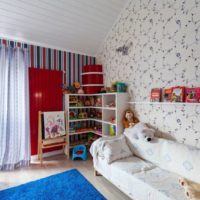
[[31, 149, 64, 161]]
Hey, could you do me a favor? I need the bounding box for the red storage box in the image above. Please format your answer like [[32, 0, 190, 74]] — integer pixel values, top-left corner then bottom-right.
[[82, 74, 103, 84], [83, 86, 102, 94], [82, 65, 102, 73]]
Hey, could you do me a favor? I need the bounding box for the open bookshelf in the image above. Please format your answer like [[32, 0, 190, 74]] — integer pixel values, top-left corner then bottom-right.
[[64, 93, 129, 149]]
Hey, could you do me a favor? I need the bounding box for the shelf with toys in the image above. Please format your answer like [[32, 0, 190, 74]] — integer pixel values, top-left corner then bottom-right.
[[64, 92, 129, 149]]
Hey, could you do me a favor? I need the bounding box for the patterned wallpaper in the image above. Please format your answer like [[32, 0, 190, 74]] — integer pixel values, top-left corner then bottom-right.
[[0, 38, 95, 86], [97, 0, 200, 147]]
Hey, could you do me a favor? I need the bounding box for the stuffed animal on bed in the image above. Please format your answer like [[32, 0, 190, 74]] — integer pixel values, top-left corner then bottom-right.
[[179, 177, 200, 200], [125, 122, 155, 142], [123, 109, 139, 128]]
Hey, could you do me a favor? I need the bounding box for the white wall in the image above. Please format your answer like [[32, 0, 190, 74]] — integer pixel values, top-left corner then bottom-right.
[[97, 0, 200, 147]]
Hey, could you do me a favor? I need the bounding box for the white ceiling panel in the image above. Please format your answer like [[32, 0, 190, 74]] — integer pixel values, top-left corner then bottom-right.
[[0, 0, 128, 56]]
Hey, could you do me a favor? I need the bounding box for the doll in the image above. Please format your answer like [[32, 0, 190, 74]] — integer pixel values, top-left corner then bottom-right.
[[122, 109, 139, 128]]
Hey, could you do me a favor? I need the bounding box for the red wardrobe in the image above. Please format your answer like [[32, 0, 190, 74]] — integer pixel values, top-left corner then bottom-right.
[[29, 68, 63, 155]]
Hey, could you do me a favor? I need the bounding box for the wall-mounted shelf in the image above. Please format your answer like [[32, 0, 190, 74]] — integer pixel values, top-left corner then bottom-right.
[[128, 102, 200, 106]]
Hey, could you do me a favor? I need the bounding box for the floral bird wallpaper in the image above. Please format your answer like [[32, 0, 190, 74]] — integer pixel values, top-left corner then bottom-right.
[[97, 0, 200, 147]]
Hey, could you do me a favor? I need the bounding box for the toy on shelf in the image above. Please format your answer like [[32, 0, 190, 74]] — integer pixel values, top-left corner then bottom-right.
[[88, 134, 100, 148], [111, 82, 117, 92], [69, 96, 78, 104], [78, 112, 88, 119], [186, 88, 200, 103], [89, 96, 95, 106], [123, 109, 139, 128], [151, 88, 161, 102], [99, 87, 107, 93], [93, 126, 102, 135], [68, 85, 77, 94], [95, 97, 102, 107], [84, 98, 91, 106], [117, 82, 127, 92], [171, 86, 185, 102], [76, 122, 81, 129], [62, 84, 70, 94], [109, 125, 116, 136], [72, 144, 87, 160], [110, 117, 116, 124], [69, 111, 78, 119], [95, 111, 102, 119], [74, 82, 81, 90], [78, 87, 84, 94], [89, 109, 96, 118], [106, 101, 116, 107], [76, 99, 84, 107]]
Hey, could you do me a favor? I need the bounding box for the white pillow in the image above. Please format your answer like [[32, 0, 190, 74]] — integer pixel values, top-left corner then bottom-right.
[[103, 135, 133, 164]]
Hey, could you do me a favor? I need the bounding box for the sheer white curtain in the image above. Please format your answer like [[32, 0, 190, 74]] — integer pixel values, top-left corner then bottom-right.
[[0, 46, 30, 170]]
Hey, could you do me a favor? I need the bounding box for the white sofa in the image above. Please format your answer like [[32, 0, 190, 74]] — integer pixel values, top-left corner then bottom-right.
[[90, 133, 200, 200]]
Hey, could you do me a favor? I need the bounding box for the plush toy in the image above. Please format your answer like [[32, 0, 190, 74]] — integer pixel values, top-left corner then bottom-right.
[[78, 87, 84, 94], [126, 122, 155, 142], [179, 177, 200, 200], [123, 109, 139, 128]]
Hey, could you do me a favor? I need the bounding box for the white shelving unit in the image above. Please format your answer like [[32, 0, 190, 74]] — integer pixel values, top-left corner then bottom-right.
[[65, 93, 129, 148]]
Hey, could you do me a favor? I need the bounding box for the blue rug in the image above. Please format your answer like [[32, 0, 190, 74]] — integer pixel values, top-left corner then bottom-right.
[[0, 169, 106, 200]]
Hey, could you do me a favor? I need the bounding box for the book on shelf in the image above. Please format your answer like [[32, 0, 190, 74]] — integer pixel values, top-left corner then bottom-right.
[[150, 88, 161, 102]]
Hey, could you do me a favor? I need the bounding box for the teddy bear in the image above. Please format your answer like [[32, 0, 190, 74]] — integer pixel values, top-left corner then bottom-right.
[[179, 177, 200, 200], [125, 122, 155, 142], [122, 109, 139, 128]]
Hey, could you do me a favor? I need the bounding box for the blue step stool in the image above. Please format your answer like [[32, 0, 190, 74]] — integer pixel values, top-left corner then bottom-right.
[[72, 144, 87, 160]]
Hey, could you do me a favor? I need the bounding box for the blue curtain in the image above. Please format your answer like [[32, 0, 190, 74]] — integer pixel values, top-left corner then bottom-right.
[[0, 46, 30, 170]]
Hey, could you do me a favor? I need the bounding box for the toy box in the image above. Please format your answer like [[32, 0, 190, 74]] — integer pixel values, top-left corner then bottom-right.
[[163, 88, 173, 102], [150, 88, 161, 102], [171, 86, 185, 102], [186, 88, 200, 103]]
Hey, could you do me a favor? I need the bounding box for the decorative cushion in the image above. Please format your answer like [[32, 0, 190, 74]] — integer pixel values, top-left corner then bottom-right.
[[103, 135, 133, 164], [160, 140, 200, 184], [124, 130, 200, 184]]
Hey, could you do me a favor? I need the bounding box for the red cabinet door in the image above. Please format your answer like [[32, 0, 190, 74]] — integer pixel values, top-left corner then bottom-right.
[[29, 68, 63, 155]]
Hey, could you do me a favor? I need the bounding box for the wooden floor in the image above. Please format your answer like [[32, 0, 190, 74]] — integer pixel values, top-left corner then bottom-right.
[[0, 154, 131, 200]]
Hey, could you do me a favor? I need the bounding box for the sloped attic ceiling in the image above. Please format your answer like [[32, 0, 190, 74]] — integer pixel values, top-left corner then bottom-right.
[[0, 0, 128, 56]]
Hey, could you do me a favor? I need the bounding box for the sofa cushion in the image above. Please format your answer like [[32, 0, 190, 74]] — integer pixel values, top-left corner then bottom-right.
[[103, 135, 133, 164], [110, 156, 156, 175], [160, 140, 200, 184], [124, 131, 200, 184], [135, 167, 186, 200]]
